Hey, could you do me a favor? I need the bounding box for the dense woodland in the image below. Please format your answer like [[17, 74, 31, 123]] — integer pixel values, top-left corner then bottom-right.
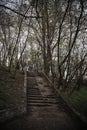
[[0, 0, 87, 91]]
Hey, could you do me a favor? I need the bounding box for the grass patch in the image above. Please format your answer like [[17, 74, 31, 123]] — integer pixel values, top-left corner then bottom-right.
[[62, 87, 87, 118]]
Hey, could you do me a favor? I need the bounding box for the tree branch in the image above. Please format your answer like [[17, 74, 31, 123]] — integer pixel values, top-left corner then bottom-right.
[[0, 4, 42, 19]]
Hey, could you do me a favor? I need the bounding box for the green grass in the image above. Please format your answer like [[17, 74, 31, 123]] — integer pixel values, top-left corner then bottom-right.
[[62, 87, 87, 118]]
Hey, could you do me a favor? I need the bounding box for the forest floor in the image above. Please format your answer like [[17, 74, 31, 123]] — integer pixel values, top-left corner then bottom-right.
[[61, 87, 87, 118], [0, 66, 25, 118]]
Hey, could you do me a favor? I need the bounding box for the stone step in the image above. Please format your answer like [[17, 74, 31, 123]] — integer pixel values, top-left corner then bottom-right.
[[28, 107, 58, 111], [27, 87, 38, 89], [27, 93, 41, 96], [27, 102, 52, 107], [43, 96, 58, 98], [27, 96, 58, 100], [27, 92, 41, 96], [27, 90, 40, 93], [27, 94, 41, 98], [27, 89, 39, 91], [27, 93, 40, 95], [27, 105, 58, 109], [27, 99, 59, 104], [27, 100, 59, 104], [27, 97, 42, 100]]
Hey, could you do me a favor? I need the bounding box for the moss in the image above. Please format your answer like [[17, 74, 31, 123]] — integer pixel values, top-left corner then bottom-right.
[[62, 87, 87, 118]]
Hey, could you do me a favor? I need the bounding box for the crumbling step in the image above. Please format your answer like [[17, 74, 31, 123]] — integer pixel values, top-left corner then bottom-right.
[[28, 94, 41, 97], [27, 91, 40, 93], [27, 87, 38, 89], [27, 91, 41, 94], [43, 96, 58, 98], [27, 92, 41, 94], [27, 96, 43, 99], [29, 101, 58, 105], [27, 93, 41, 95], [28, 107, 58, 112], [27, 95, 59, 100], [27, 93, 41, 96], [27, 100, 59, 104], [27, 102, 52, 106], [27, 99, 58, 104], [27, 89, 39, 91], [28, 99, 58, 103]]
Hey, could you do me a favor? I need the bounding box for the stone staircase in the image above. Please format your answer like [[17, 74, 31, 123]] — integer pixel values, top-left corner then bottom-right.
[[27, 73, 70, 119]]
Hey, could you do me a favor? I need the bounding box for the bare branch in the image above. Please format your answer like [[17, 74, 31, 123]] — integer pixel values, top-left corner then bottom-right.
[[0, 4, 42, 19]]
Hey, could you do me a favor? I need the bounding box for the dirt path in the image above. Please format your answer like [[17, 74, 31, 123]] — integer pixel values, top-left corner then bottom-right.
[[0, 72, 83, 130]]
